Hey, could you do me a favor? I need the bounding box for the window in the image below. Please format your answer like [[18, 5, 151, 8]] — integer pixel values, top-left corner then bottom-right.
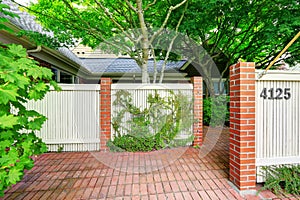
[[51, 67, 77, 83], [60, 71, 73, 83]]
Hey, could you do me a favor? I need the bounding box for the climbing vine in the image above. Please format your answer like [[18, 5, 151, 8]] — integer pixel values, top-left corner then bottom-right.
[[108, 90, 194, 152]]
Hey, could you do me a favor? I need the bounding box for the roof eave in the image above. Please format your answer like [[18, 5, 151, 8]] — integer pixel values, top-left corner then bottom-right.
[[1, 21, 92, 77]]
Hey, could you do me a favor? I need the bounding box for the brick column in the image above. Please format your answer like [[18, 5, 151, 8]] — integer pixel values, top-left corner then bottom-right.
[[192, 77, 203, 146], [229, 62, 256, 192], [100, 78, 112, 151]]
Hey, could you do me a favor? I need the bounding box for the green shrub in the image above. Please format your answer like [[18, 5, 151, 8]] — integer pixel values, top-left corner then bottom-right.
[[0, 43, 60, 196], [109, 90, 194, 152], [203, 95, 229, 127], [260, 165, 300, 195], [0, 6, 60, 195]]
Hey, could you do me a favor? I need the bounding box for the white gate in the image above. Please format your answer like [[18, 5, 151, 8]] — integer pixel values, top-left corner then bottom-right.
[[26, 84, 100, 151], [255, 70, 300, 182]]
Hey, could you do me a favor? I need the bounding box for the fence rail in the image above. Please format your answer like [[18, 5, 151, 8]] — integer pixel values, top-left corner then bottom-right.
[[26, 84, 100, 151], [255, 70, 300, 182]]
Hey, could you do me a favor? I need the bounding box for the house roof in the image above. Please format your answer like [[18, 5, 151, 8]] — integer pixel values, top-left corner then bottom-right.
[[1, 0, 88, 71], [81, 58, 186, 74]]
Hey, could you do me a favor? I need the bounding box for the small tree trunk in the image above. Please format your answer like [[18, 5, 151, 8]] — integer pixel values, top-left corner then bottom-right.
[[137, 0, 150, 83], [204, 77, 216, 97], [141, 61, 150, 83]]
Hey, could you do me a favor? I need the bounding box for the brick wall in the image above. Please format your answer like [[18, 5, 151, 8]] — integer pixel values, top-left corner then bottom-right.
[[229, 62, 256, 191], [100, 78, 112, 151], [192, 77, 203, 146]]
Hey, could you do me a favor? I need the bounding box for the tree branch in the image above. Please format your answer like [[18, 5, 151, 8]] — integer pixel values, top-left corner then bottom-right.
[[149, 0, 187, 44], [124, 0, 138, 12], [94, 0, 136, 43], [145, 0, 157, 11], [159, 1, 187, 83]]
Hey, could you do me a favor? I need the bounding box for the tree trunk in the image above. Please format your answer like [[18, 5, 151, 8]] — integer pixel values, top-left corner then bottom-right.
[[136, 0, 150, 83], [203, 77, 216, 97], [141, 61, 150, 83]]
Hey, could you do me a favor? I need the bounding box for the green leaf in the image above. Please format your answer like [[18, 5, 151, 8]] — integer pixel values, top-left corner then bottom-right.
[[35, 82, 48, 92], [27, 115, 47, 130], [8, 44, 27, 58], [28, 88, 45, 100], [50, 80, 61, 91], [0, 71, 17, 83], [7, 168, 22, 185], [19, 157, 34, 170], [0, 114, 19, 128], [0, 148, 18, 166], [26, 67, 43, 79], [16, 75, 30, 89], [15, 58, 36, 70], [0, 85, 18, 104], [0, 140, 12, 152], [40, 67, 53, 79]]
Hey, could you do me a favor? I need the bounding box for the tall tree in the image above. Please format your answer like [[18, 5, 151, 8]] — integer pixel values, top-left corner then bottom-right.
[[179, 0, 300, 95], [14, 0, 188, 83]]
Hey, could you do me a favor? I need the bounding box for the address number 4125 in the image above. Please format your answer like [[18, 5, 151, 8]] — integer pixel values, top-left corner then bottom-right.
[[260, 88, 291, 100]]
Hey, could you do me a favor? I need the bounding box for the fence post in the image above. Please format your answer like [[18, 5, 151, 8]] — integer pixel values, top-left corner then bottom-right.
[[229, 62, 256, 193], [192, 77, 203, 146], [100, 78, 112, 151]]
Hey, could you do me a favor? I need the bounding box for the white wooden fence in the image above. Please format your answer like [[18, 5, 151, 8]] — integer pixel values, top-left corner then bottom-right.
[[111, 84, 194, 145], [255, 70, 300, 182], [26, 84, 100, 151]]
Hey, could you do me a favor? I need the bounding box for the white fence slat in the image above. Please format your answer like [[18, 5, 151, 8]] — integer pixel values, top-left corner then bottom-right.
[[255, 70, 300, 182], [26, 84, 100, 152]]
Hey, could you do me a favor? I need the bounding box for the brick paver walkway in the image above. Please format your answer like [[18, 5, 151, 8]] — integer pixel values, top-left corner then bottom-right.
[[2, 127, 299, 199]]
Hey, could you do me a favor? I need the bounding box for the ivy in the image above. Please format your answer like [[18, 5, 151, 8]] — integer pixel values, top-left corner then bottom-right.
[[109, 90, 194, 152], [260, 165, 300, 195]]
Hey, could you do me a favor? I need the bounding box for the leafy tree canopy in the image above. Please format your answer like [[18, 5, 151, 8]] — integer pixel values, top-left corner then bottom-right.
[[181, 0, 300, 70], [14, 0, 300, 95], [19, 0, 188, 83], [168, 0, 300, 95]]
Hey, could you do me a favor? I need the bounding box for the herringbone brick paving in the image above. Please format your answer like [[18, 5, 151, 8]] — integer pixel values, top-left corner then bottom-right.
[[2, 127, 299, 199]]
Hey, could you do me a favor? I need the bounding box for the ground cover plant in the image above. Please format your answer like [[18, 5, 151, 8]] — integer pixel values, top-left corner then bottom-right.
[[260, 165, 300, 195]]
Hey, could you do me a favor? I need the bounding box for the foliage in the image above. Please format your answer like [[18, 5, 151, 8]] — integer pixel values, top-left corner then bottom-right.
[[0, 42, 60, 196], [173, 0, 300, 96], [0, 2, 19, 32], [260, 165, 300, 195], [0, 6, 60, 194], [17, 30, 76, 49], [109, 90, 194, 152], [203, 95, 229, 127], [23, 0, 188, 83], [17, 0, 300, 95]]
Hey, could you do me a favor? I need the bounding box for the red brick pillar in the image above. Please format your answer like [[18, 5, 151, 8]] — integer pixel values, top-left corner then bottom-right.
[[100, 78, 112, 151], [192, 77, 203, 146], [229, 62, 256, 192]]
